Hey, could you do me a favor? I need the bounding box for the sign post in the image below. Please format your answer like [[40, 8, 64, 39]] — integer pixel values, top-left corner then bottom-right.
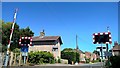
[[19, 37, 32, 65], [21, 45, 28, 64], [93, 32, 112, 59], [93, 31, 112, 67]]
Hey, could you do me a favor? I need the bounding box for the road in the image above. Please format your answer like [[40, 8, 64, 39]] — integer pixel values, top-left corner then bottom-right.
[[34, 62, 104, 68], [1, 62, 105, 68]]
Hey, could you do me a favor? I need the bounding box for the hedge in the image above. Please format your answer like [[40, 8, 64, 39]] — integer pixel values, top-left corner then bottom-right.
[[28, 51, 55, 64]]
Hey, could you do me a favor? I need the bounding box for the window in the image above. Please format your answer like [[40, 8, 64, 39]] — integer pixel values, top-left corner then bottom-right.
[[52, 47, 58, 51]]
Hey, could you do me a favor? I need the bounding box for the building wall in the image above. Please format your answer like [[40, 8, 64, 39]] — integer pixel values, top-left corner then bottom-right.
[[85, 52, 91, 59], [113, 51, 120, 56], [84, 52, 98, 61], [29, 40, 61, 59], [80, 53, 85, 61], [90, 53, 97, 61]]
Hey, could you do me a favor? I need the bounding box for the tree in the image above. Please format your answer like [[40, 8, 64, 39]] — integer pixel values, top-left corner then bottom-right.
[[2, 21, 20, 51], [0, 20, 2, 51], [0, 20, 2, 43], [2, 21, 34, 51], [19, 27, 34, 37], [0, 44, 1, 52], [93, 50, 100, 56], [61, 48, 80, 64]]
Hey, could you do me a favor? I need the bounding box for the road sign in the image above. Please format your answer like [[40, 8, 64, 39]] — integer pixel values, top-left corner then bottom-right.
[[21, 45, 29, 52], [19, 36, 32, 65], [22, 52, 28, 56], [104, 52, 112, 57]]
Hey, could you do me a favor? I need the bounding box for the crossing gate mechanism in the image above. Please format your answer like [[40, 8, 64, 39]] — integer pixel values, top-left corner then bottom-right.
[[93, 32, 112, 44]]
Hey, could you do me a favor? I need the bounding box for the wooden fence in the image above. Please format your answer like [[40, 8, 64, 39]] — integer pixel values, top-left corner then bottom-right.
[[1, 52, 28, 66]]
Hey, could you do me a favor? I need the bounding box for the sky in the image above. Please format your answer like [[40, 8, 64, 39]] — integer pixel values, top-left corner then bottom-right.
[[2, 2, 118, 52]]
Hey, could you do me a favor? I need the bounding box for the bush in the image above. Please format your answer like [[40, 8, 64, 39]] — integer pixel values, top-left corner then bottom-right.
[[85, 58, 90, 63], [61, 48, 80, 64], [105, 60, 112, 68], [13, 48, 20, 53], [28, 51, 55, 64], [91, 58, 100, 63], [109, 56, 120, 68], [92, 60, 99, 63], [58, 58, 61, 63]]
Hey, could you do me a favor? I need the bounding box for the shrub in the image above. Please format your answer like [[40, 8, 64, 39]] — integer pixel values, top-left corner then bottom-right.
[[28, 51, 54, 64], [61, 48, 80, 64], [109, 56, 120, 68], [85, 58, 90, 63], [93, 60, 99, 63], [58, 58, 61, 63], [105, 60, 112, 68]]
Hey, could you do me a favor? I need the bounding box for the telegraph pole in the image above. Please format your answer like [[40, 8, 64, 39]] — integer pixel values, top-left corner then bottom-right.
[[75, 35, 78, 65], [4, 8, 18, 66], [76, 35, 78, 50]]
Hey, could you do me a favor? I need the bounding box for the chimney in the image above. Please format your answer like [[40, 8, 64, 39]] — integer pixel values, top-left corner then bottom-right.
[[40, 30, 45, 37]]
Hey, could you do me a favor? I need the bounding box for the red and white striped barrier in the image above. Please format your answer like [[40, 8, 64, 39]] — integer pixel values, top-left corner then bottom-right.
[[19, 37, 32, 46], [93, 32, 112, 44]]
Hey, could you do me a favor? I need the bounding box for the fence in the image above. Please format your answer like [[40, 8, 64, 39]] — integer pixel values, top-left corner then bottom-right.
[[1, 52, 28, 66]]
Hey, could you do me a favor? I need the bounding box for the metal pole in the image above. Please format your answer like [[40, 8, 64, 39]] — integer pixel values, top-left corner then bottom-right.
[[106, 44, 108, 59], [4, 8, 18, 66], [101, 44, 103, 61], [24, 56, 26, 65], [75, 35, 78, 65], [106, 26, 109, 59], [101, 44, 103, 68], [110, 44, 114, 56]]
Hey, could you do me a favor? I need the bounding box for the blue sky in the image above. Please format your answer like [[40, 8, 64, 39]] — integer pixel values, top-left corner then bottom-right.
[[2, 2, 118, 52]]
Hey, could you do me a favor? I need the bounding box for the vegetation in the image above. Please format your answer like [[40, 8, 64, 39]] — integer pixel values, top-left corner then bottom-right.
[[2, 20, 34, 52], [58, 58, 61, 63], [105, 56, 120, 68], [84, 56, 90, 63], [13, 48, 20, 53], [28, 51, 55, 64], [91, 59, 100, 63], [61, 48, 80, 64], [0, 20, 2, 52], [93, 50, 100, 56], [0, 45, 1, 51], [109, 56, 120, 68]]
